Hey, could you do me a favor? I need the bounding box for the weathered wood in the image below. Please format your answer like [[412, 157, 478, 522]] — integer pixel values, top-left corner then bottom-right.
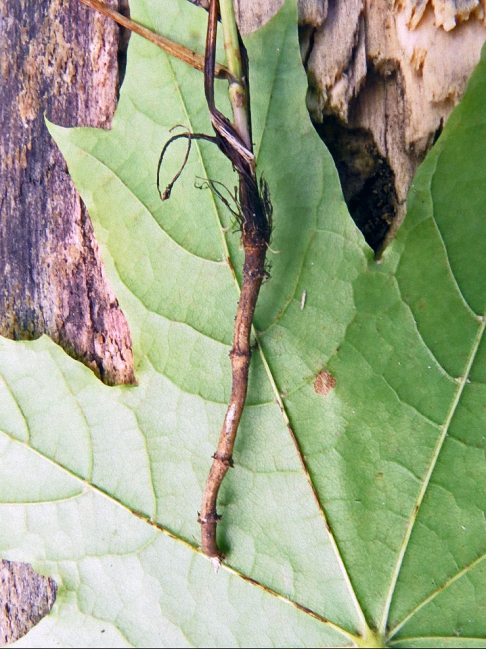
[[235, 0, 284, 35], [305, 0, 486, 251], [235, 0, 326, 35], [0, 561, 56, 646], [237, 0, 486, 251], [0, 0, 134, 385]]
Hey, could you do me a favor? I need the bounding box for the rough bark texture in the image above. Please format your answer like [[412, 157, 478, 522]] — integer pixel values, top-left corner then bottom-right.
[[235, 0, 284, 34], [0, 0, 131, 644], [235, 0, 326, 35], [237, 0, 486, 251], [0, 561, 56, 646], [0, 0, 134, 385]]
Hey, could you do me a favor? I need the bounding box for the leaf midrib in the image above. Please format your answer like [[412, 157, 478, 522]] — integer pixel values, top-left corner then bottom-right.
[[0, 425, 361, 646]]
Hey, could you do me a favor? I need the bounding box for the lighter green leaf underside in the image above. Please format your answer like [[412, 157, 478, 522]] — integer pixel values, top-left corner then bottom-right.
[[2, 0, 486, 647]]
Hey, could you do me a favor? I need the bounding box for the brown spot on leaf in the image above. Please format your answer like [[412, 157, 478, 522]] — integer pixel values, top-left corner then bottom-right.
[[314, 369, 336, 396]]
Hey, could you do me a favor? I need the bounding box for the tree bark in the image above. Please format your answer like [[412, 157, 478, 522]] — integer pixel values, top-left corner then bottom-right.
[[0, 0, 134, 386], [0, 0, 131, 643], [0, 561, 56, 646], [236, 0, 486, 252]]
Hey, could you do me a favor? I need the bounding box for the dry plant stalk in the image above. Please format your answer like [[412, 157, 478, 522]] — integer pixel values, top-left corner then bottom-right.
[[79, 0, 272, 566], [158, 0, 272, 564], [196, 0, 272, 565], [76, 0, 231, 79]]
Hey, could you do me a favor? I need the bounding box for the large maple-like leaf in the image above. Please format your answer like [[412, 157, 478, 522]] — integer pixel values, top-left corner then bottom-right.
[[2, 0, 486, 646]]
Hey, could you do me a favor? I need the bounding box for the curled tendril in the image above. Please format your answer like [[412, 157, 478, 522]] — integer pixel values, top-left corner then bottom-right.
[[157, 126, 216, 201]]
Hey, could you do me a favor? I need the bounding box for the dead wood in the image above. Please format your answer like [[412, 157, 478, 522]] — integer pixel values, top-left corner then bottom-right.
[[0, 561, 56, 646], [0, 0, 134, 385], [236, 0, 486, 251]]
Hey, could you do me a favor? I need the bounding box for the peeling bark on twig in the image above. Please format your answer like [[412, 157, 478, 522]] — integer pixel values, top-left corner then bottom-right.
[[199, 240, 268, 561], [178, 0, 272, 563], [159, 4, 271, 561]]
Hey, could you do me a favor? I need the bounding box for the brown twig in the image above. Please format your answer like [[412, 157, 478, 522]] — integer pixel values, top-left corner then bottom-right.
[[155, 0, 272, 564], [76, 0, 232, 80], [197, 0, 272, 565]]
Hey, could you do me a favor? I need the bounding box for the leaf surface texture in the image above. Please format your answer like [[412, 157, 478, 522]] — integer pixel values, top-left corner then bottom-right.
[[2, 1, 486, 646]]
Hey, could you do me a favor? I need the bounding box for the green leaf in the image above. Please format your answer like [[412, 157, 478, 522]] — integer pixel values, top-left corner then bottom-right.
[[2, 0, 486, 646]]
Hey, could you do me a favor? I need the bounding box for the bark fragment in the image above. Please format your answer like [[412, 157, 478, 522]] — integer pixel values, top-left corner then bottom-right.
[[0, 0, 132, 643], [236, 0, 486, 251], [305, 0, 486, 251], [0, 560, 56, 646], [0, 0, 135, 385]]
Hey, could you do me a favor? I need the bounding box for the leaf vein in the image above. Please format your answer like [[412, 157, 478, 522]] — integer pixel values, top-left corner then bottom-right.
[[387, 550, 486, 640], [379, 315, 486, 634]]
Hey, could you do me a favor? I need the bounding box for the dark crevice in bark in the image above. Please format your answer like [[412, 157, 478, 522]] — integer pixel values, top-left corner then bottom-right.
[[116, 0, 131, 90], [315, 114, 398, 251], [299, 24, 316, 69]]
